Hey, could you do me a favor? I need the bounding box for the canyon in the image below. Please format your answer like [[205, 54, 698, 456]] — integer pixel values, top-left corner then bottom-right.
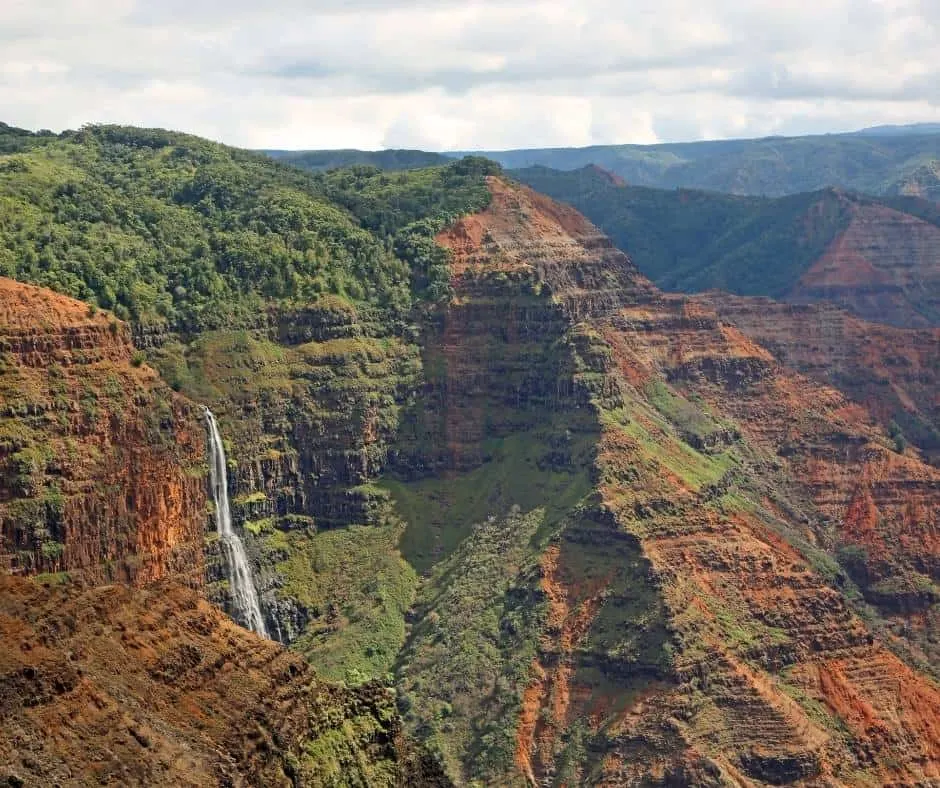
[[0, 278, 445, 786], [1, 127, 939, 786]]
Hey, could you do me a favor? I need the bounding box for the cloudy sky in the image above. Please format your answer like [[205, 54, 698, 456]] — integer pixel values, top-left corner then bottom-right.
[[2, 0, 938, 150]]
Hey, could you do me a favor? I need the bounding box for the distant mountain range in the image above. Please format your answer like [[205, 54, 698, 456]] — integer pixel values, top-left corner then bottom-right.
[[853, 122, 940, 137], [514, 163, 940, 328], [267, 124, 940, 200]]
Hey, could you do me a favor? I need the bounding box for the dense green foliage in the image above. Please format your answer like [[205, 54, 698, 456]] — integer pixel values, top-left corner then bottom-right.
[[0, 124, 494, 331], [263, 127, 940, 198], [473, 129, 940, 198], [389, 425, 594, 785], [266, 148, 450, 172], [514, 165, 940, 298]]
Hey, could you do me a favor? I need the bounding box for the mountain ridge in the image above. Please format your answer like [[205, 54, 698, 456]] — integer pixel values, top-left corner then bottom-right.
[[265, 124, 940, 199], [513, 164, 940, 329]]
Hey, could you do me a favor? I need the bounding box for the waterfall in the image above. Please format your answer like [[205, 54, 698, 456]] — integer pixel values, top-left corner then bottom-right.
[[203, 408, 269, 638]]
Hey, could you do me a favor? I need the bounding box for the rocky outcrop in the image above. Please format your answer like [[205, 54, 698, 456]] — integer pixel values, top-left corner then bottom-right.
[[0, 279, 206, 586], [439, 177, 654, 320], [0, 574, 450, 787], [593, 291, 940, 784], [397, 178, 652, 473]]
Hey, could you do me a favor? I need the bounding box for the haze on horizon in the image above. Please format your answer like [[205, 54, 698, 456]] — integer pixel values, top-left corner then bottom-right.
[[2, 0, 938, 152]]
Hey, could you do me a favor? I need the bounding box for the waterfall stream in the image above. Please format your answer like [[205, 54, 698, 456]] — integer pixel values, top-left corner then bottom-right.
[[204, 408, 269, 638]]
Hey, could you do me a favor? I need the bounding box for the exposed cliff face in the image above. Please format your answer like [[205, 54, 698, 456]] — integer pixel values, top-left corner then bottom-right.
[[148, 297, 422, 667], [787, 198, 940, 327], [512, 165, 940, 331], [692, 294, 940, 465], [397, 178, 940, 786], [0, 278, 206, 586], [0, 574, 450, 787], [596, 292, 940, 783], [3, 167, 939, 786], [0, 280, 449, 786]]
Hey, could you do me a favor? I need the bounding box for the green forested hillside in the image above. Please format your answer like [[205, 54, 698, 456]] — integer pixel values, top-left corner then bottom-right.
[[266, 148, 451, 172], [514, 164, 940, 300], [0, 123, 495, 331]]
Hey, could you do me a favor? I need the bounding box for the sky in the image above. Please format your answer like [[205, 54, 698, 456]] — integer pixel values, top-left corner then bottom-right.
[[2, 0, 938, 151]]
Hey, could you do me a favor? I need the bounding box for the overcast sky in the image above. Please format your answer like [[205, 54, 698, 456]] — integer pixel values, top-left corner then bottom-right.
[[2, 0, 938, 150]]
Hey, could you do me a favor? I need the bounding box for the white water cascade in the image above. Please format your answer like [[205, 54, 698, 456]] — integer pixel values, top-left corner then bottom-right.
[[204, 408, 269, 638]]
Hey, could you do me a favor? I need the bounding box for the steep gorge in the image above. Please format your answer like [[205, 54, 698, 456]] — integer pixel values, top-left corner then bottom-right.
[[2, 135, 940, 786], [0, 278, 450, 787], [391, 177, 940, 785], [690, 294, 940, 465]]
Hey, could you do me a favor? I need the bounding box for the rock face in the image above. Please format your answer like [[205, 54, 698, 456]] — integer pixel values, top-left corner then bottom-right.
[[0, 278, 206, 586], [149, 298, 423, 645], [512, 165, 940, 330], [595, 292, 940, 783], [692, 294, 940, 464], [0, 574, 450, 787], [397, 179, 649, 475], [0, 280, 449, 786], [787, 197, 940, 327], [407, 178, 940, 785]]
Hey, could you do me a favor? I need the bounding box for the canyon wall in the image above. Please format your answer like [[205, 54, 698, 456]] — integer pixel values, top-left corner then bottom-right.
[[398, 178, 940, 785], [0, 278, 206, 586], [0, 279, 451, 787], [145, 297, 423, 653], [4, 170, 938, 786], [0, 573, 449, 787], [692, 294, 940, 466], [787, 199, 940, 327]]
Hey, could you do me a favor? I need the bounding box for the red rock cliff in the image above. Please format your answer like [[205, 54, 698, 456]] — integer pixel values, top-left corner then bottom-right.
[[431, 178, 940, 785], [788, 197, 940, 327], [0, 278, 207, 586]]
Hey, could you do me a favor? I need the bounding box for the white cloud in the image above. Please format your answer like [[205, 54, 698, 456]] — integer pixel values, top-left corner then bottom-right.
[[0, 0, 938, 149]]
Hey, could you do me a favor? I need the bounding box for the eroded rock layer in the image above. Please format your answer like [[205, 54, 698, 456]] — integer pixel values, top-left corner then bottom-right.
[[788, 197, 940, 327], [409, 177, 940, 786], [0, 278, 206, 585], [0, 574, 449, 787], [4, 173, 939, 787], [692, 294, 940, 466]]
